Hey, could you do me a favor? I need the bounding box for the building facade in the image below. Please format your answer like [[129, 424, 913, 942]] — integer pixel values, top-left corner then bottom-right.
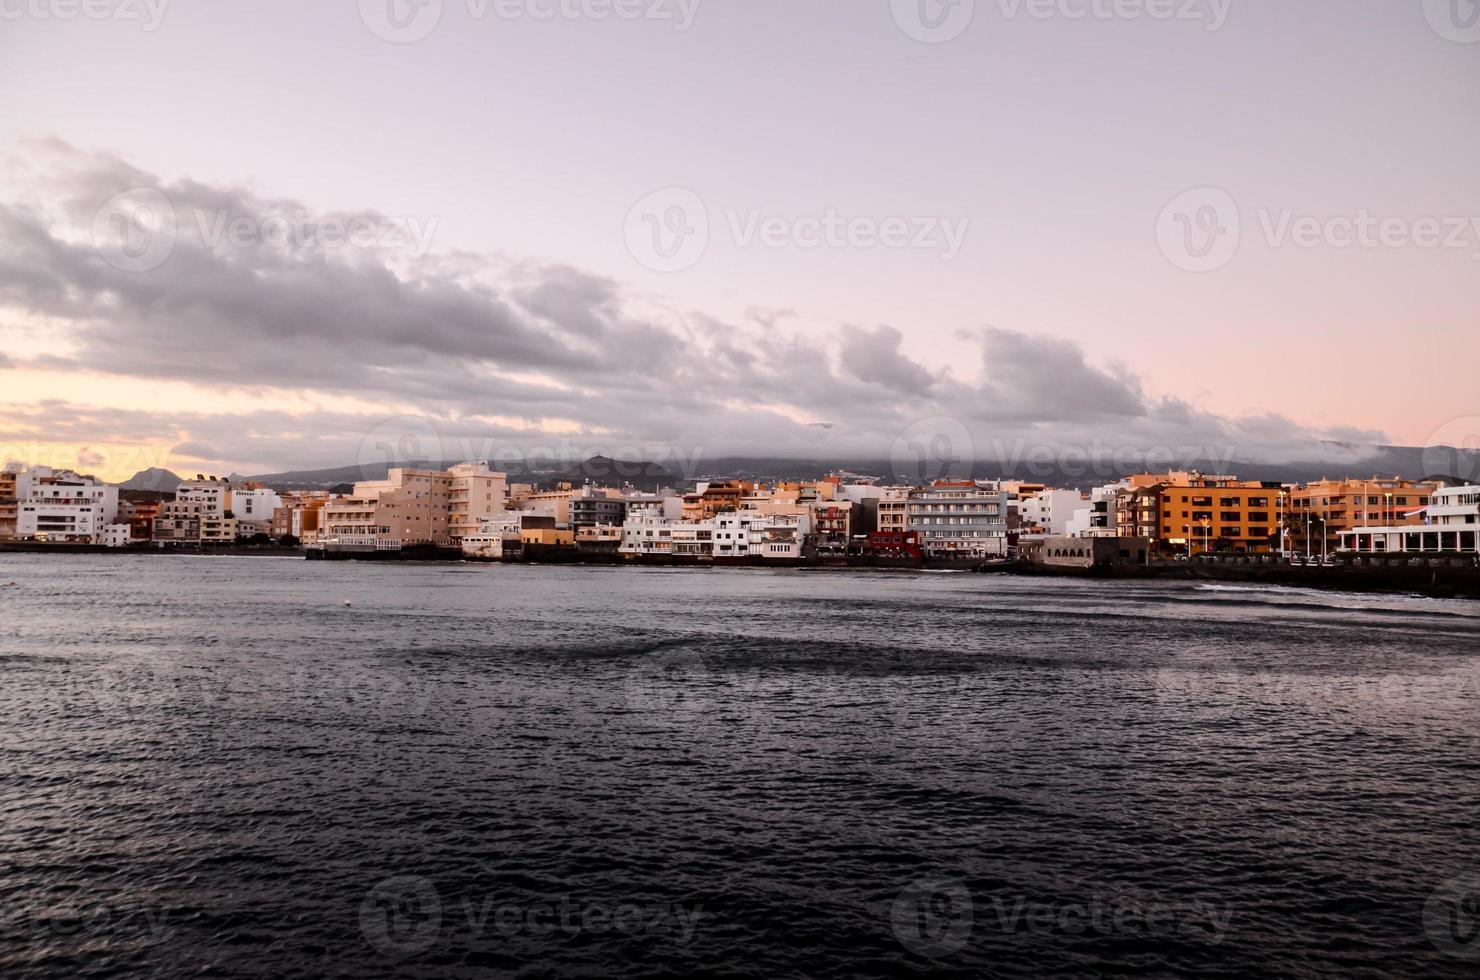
[[905, 481, 1009, 559]]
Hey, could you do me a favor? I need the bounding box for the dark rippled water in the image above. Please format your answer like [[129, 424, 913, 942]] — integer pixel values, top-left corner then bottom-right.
[[2, 554, 1479, 978]]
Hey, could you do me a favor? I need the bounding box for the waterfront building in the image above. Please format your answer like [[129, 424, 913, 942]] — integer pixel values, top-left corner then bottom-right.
[[620, 512, 675, 557], [1065, 483, 1126, 538], [15, 468, 120, 543], [1018, 488, 1088, 536], [271, 493, 330, 543], [1118, 472, 1282, 555], [1290, 477, 1437, 553], [0, 467, 19, 539], [460, 513, 523, 559], [682, 480, 752, 520], [510, 483, 583, 525], [1020, 535, 1153, 569], [174, 477, 230, 517], [448, 462, 507, 543], [569, 487, 627, 529], [200, 515, 239, 544], [118, 496, 164, 541], [905, 481, 1009, 559], [229, 485, 282, 538], [862, 529, 924, 560], [153, 501, 204, 545], [1337, 485, 1480, 554]]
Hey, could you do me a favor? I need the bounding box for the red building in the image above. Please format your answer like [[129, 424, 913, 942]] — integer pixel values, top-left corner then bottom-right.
[[864, 530, 923, 559]]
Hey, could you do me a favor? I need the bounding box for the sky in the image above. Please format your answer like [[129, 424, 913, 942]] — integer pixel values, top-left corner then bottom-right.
[[1, 0, 1478, 481]]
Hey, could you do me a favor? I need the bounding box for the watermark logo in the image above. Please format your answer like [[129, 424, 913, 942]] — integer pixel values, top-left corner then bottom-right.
[[625, 187, 710, 272], [92, 187, 177, 273], [1159, 188, 1480, 271], [1424, 873, 1480, 959], [359, 875, 444, 957], [360, 0, 700, 41], [891, 416, 975, 483], [1156, 187, 1240, 272], [996, 0, 1231, 30], [0, 0, 170, 30], [892, 0, 975, 43], [357, 415, 447, 480], [891, 877, 974, 958], [624, 188, 970, 271], [360, 0, 444, 42], [1424, 0, 1480, 43], [1422, 417, 1480, 485]]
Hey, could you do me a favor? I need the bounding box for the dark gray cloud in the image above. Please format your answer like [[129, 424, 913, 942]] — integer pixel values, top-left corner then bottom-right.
[[839, 325, 935, 397], [0, 139, 1385, 472]]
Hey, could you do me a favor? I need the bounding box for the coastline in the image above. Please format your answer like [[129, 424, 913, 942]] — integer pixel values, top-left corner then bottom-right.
[[4, 541, 1478, 599]]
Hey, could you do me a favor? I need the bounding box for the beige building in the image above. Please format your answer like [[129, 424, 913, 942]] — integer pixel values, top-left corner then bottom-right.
[[0, 468, 17, 539], [321, 463, 506, 549], [448, 462, 507, 543]]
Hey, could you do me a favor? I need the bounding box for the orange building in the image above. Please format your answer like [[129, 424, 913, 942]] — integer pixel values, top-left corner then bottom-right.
[[1288, 477, 1437, 553], [682, 480, 754, 520], [1119, 472, 1282, 555]]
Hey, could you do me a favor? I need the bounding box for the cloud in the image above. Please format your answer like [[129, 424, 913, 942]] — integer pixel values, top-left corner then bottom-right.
[[0, 138, 1388, 475], [839, 324, 934, 396]]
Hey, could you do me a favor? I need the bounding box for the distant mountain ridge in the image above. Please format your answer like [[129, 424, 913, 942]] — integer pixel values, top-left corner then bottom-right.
[[224, 443, 1480, 492], [107, 443, 1478, 494]]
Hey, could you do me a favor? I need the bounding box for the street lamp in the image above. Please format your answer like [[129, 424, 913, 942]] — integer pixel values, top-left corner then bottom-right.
[[1277, 490, 1287, 559]]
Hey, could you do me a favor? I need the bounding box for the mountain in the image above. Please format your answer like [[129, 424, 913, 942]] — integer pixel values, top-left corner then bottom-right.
[[236, 444, 1480, 493], [117, 467, 184, 491]]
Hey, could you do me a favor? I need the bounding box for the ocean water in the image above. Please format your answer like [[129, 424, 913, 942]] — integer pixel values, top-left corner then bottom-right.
[[1, 553, 1479, 978]]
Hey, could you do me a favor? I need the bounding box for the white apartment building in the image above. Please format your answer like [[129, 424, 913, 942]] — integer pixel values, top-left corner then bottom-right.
[[620, 513, 676, 557], [15, 468, 120, 543], [1338, 485, 1480, 554], [229, 486, 282, 536], [1066, 483, 1127, 538], [461, 513, 523, 559], [1019, 488, 1089, 536], [619, 508, 812, 560]]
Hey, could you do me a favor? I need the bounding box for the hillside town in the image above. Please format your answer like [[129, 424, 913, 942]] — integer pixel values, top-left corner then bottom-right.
[[2, 460, 1478, 567]]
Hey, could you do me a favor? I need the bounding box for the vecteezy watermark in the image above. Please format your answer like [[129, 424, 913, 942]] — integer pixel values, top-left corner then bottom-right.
[[0, 0, 169, 30], [1155, 187, 1240, 273], [891, 877, 975, 958], [891, 0, 1231, 42], [355, 414, 711, 483], [1424, 872, 1480, 959], [982, 437, 1238, 481], [0, 441, 178, 482], [6, 901, 174, 944], [1422, 417, 1480, 485], [891, 417, 975, 483], [1423, 0, 1480, 43], [982, 894, 1234, 941], [359, 876, 703, 957], [90, 187, 438, 272], [358, 0, 700, 43], [891, 0, 977, 42], [624, 186, 970, 272], [889, 877, 1235, 957], [1157, 187, 1480, 272], [92, 188, 177, 272]]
